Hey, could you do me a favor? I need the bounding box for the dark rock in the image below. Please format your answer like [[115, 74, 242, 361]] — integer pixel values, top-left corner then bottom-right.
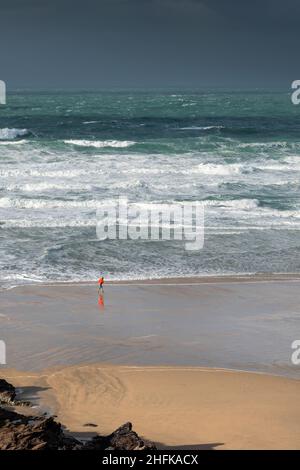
[[0, 379, 16, 404], [0, 408, 81, 450], [83, 422, 156, 450], [0, 378, 156, 451]]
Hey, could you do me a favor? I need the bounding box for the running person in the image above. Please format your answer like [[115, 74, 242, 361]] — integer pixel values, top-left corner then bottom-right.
[[98, 276, 104, 294]]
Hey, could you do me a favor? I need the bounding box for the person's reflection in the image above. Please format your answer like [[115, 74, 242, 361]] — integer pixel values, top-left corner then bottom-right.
[[98, 294, 105, 310]]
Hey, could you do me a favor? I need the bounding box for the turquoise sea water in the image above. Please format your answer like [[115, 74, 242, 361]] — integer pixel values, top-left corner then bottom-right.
[[0, 90, 300, 287]]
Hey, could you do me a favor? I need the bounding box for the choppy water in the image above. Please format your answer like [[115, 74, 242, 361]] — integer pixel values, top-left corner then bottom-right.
[[0, 91, 300, 288]]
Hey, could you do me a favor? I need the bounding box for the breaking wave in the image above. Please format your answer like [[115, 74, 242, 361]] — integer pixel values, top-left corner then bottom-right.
[[0, 128, 31, 140], [64, 139, 136, 148], [187, 163, 242, 175]]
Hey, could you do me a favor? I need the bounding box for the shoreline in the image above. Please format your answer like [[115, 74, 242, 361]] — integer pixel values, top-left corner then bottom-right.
[[3, 272, 300, 291], [2, 363, 300, 450]]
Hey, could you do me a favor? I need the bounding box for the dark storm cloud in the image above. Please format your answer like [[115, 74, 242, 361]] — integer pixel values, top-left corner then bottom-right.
[[0, 0, 299, 89]]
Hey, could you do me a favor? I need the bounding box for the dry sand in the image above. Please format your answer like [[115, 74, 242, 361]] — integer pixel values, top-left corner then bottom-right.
[[2, 364, 300, 450]]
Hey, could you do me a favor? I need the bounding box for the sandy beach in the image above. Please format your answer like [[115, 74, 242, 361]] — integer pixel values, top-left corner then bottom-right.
[[2, 363, 300, 450], [1, 276, 300, 449]]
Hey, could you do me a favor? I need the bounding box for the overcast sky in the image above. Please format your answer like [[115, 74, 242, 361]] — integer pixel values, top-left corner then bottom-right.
[[1, 0, 299, 89]]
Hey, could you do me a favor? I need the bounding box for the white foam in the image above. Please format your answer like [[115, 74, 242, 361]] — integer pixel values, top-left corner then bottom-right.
[[0, 128, 30, 140], [203, 200, 300, 219], [180, 126, 224, 130], [255, 162, 300, 172], [0, 197, 110, 209], [3, 218, 97, 228], [187, 163, 242, 176], [0, 168, 86, 178], [0, 139, 28, 146], [238, 141, 288, 149], [6, 182, 93, 192], [64, 139, 136, 148], [111, 179, 147, 190], [205, 199, 259, 210], [1, 273, 45, 282], [122, 168, 170, 175]]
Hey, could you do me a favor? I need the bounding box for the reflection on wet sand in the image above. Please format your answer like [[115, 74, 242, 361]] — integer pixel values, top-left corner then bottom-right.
[[98, 294, 104, 310]]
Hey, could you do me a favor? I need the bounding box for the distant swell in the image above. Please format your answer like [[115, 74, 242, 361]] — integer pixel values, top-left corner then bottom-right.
[[179, 125, 225, 131]]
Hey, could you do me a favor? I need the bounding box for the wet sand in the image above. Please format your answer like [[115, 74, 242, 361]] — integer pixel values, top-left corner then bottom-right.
[[2, 364, 300, 450], [0, 275, 300, 377]]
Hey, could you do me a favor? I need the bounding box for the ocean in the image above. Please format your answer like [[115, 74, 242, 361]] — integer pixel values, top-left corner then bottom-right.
[[0, 90, 300, 288]]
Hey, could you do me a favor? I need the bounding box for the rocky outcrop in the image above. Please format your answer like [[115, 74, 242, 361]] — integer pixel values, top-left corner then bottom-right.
[[0, 379, 155, 451], [83, 422, 156, 450], [0, 379, 16, 405], [0, 408, 81, 450]]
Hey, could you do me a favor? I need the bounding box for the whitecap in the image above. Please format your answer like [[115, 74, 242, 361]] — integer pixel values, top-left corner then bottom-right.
[[204, 199, 259, 210], [2, 218, 97, 228], [0, 128, 30, 140], [6, 182, 93, 192], [186, 163, 242, 176], [179, 126, 224, 131], [238, 141, 288, 149], [0, 197, 112, 210], [64, 139, 136, 148], [0, 139, 28, 146]]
